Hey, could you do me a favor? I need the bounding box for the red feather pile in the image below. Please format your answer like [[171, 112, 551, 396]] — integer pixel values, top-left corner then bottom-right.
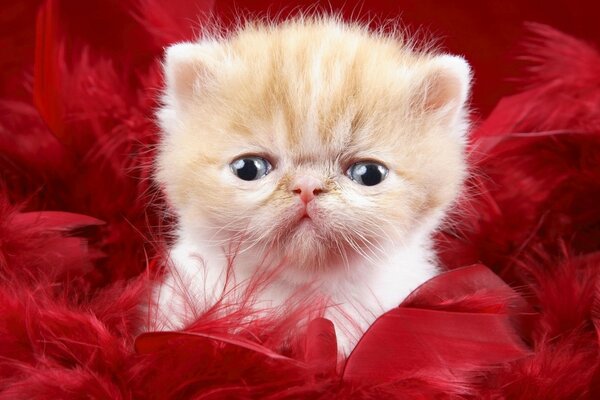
[[1, 1, 599, 398]]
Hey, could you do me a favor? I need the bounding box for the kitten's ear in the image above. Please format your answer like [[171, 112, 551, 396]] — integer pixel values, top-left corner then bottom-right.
[[413, 55, 472, 124], [163, 42, 218, 106]]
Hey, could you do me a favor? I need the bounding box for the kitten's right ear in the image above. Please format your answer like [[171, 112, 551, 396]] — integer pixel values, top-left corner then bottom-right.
[[412, 55, 472, 126], [163, 42, 218, 106]]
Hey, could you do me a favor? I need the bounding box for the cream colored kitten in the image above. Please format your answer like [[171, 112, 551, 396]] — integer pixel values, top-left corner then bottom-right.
[[151, 17, 471, 355]]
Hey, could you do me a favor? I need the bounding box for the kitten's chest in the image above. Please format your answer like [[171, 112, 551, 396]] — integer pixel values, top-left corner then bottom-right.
[[172, 237, 434, 307], [174, 239, 375, 296], [162, 238, 437, 353]]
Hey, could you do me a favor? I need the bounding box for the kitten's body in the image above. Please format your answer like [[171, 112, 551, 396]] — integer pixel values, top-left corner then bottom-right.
[[151, 17, 471, 354], [154, 221, 437, 352]]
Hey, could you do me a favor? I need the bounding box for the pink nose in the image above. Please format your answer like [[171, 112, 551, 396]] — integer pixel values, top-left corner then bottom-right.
[[292, 176, 323, 204]]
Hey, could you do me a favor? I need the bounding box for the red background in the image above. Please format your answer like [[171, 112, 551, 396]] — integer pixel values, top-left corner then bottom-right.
[[1, 0, 599, 116]]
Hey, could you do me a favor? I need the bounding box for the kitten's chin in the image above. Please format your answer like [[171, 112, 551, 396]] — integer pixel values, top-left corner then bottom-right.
[[277, 220, 348, 273], [294, 217, 318, 233]]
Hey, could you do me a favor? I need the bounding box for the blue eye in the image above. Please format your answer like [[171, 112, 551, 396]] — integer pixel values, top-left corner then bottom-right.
[[347, 162, 388, 186], [230, 156, 271, 181]]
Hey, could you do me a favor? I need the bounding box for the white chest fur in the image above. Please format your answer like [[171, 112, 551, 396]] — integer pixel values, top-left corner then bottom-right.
[[150, 227, 438, 355]]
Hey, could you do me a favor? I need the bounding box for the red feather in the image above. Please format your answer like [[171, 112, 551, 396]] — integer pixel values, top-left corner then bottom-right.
[[304, 318, 338, 377], [33, 0, 65, 143]]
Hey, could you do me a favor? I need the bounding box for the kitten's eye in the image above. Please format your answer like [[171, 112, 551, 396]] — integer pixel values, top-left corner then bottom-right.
[[230, 156, 271, 181], [347, 162, 388, 186]]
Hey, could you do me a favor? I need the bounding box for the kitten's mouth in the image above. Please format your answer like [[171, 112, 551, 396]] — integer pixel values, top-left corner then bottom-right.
[[293, 209, 316, 228], [297, 213, 312, 225], [299, 212, 310, 220], [281, 206, 322, 236]]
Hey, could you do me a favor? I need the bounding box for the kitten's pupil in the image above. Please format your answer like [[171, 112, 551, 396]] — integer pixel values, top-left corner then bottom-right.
[[231, 157, 270, 181], [349, 162, 388, 186]]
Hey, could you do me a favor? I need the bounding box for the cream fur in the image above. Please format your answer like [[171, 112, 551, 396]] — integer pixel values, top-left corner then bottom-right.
[[150, 16, 472, 355]]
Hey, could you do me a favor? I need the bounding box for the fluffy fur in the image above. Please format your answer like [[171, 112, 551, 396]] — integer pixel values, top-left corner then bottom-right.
[[152, 17, 472, 352]]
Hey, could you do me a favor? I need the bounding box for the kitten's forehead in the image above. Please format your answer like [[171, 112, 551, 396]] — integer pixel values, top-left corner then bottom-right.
[[270, 100, 356, 160], [202, 22, 420, 157]]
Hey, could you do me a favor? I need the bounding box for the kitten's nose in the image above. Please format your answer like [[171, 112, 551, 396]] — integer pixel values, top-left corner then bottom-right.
[[292, 176, 323, 204]]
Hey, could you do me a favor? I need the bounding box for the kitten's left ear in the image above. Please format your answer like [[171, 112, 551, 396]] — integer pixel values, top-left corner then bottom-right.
[[414, 55, 472, 125]]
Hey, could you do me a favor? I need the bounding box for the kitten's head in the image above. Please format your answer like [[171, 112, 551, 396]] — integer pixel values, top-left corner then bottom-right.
[[156, 18, 471, 272]]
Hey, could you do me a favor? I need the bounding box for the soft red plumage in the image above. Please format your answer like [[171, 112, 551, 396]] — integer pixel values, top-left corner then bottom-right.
[[0, 1, 598, 398]]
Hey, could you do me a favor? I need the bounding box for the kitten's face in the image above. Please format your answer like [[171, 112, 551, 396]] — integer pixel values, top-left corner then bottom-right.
[[157, 20, 471, 271]]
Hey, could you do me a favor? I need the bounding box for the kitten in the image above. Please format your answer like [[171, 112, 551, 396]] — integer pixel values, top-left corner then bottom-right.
[[151, 17, 471, 355]]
